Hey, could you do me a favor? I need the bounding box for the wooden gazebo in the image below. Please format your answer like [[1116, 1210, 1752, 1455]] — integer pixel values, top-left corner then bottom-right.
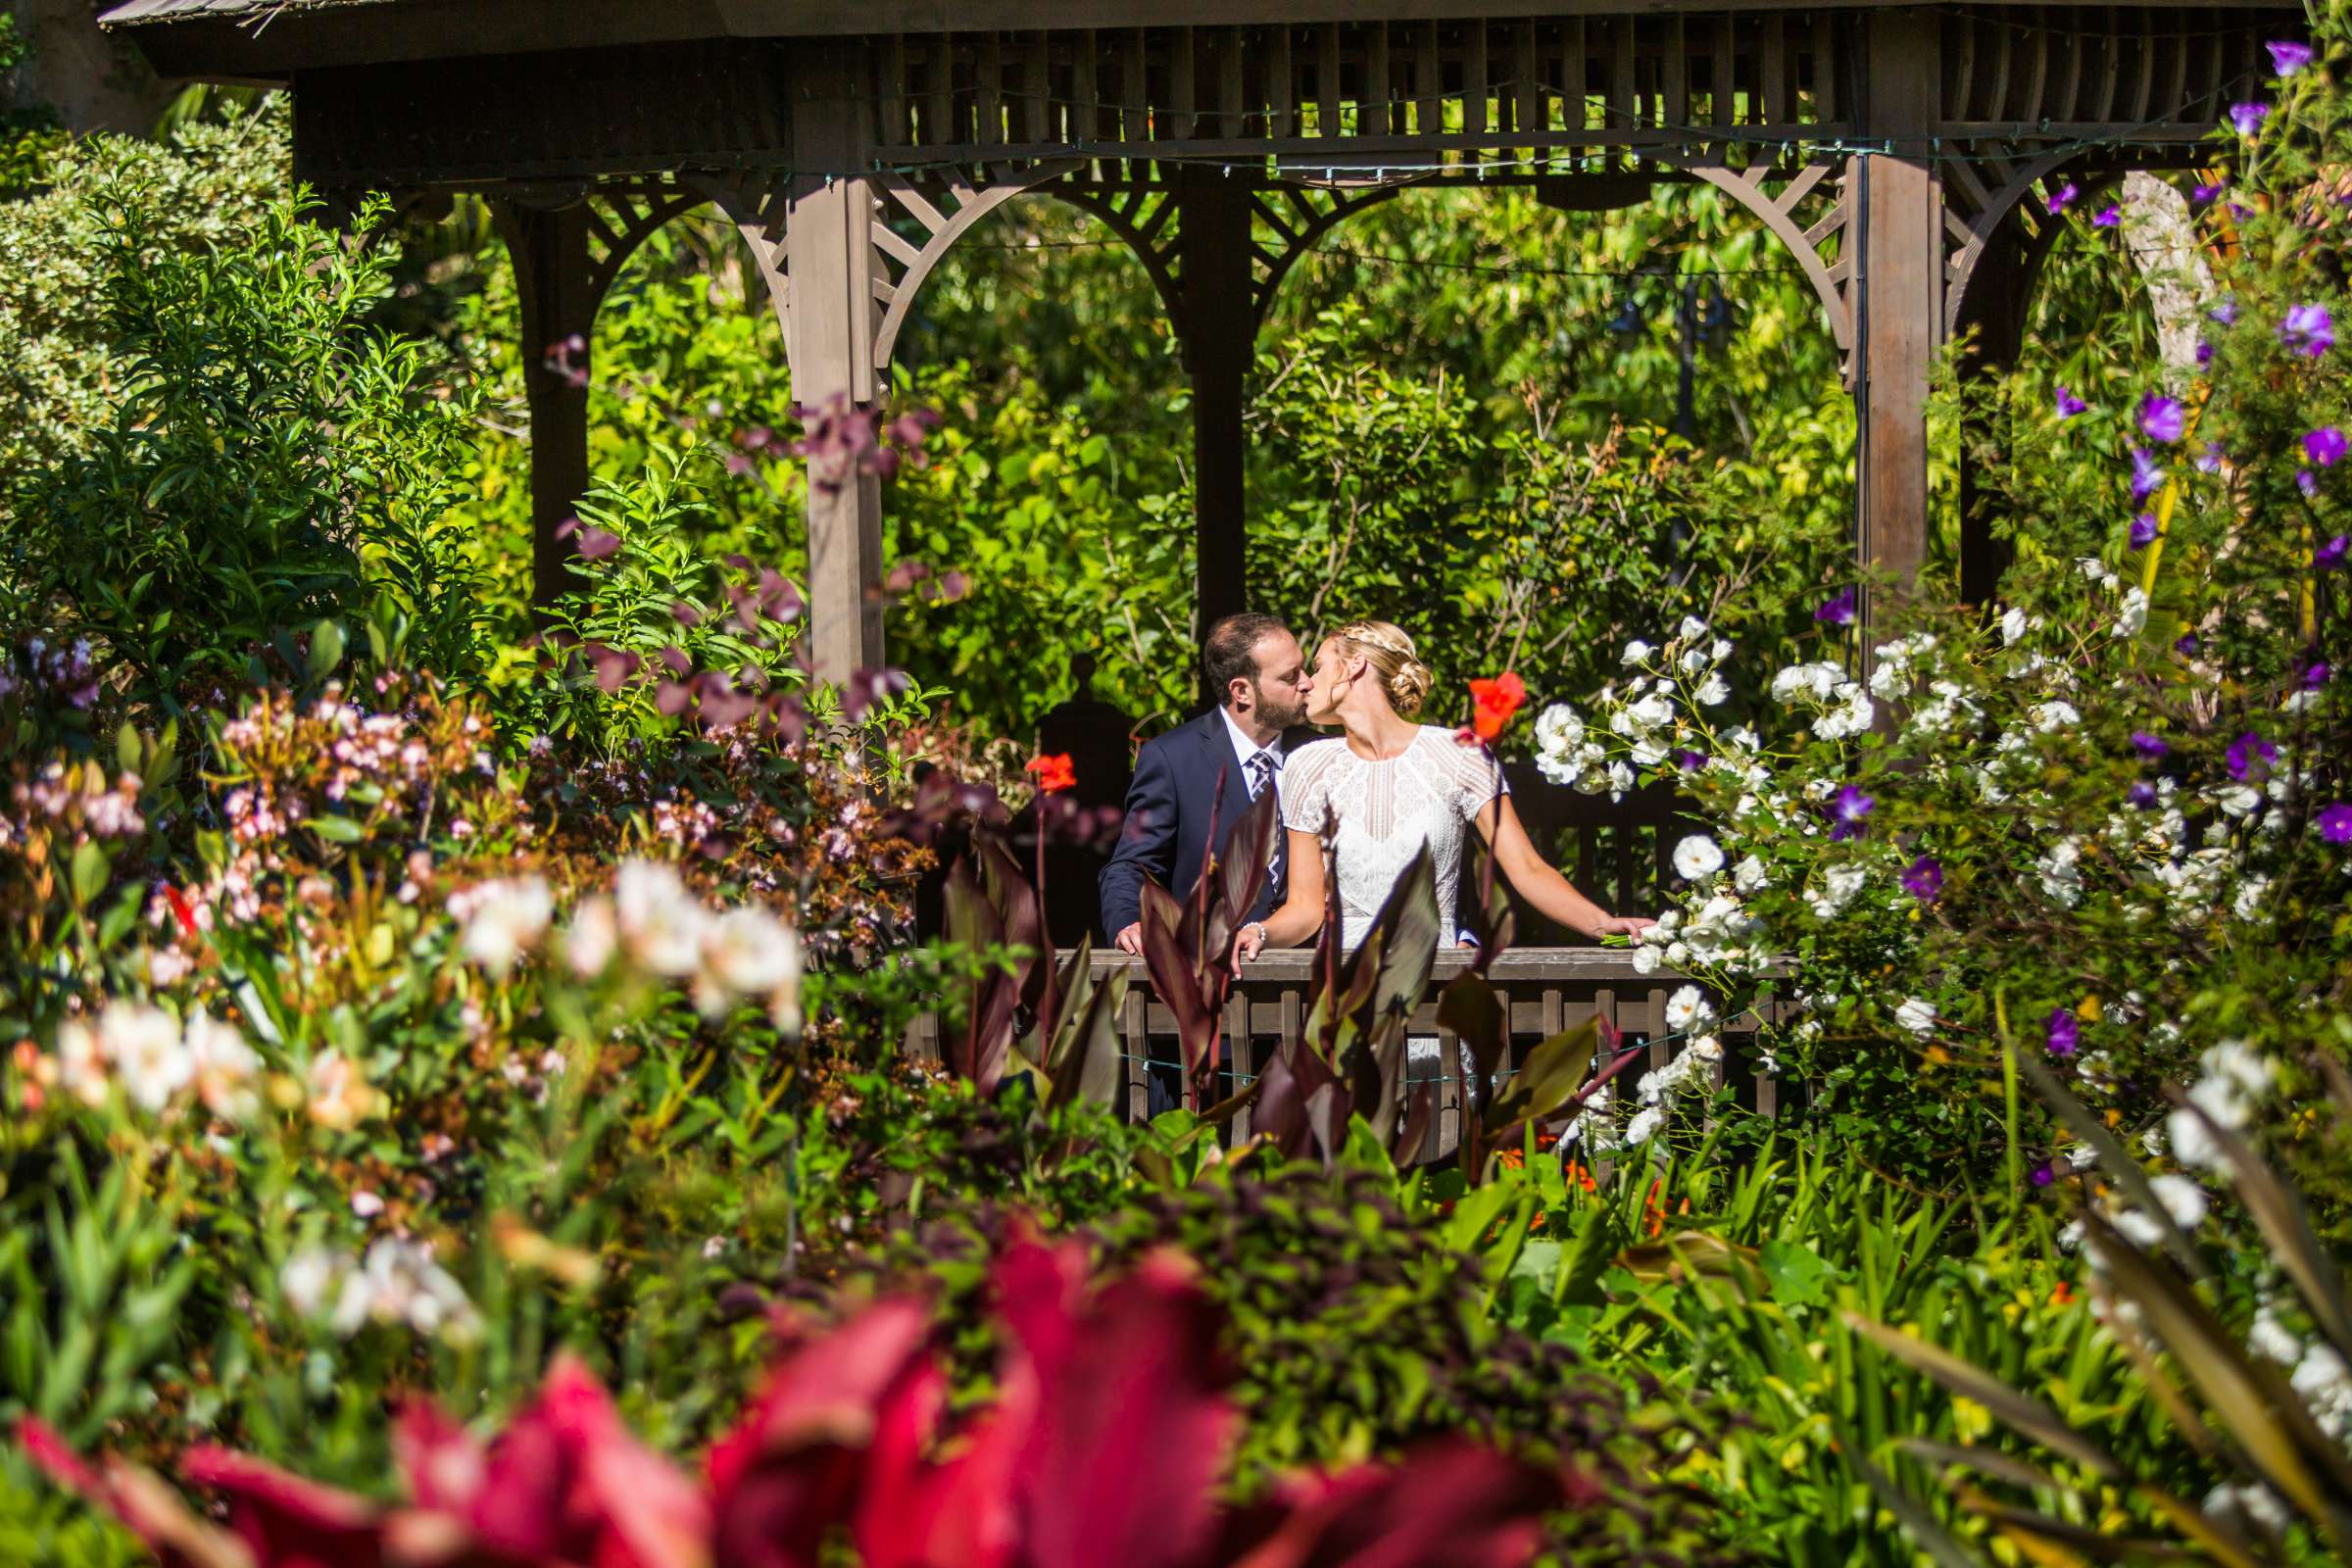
[[106, 0, 2296, 691]]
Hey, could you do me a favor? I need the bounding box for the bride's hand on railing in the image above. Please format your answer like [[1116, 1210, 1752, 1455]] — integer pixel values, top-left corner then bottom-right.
[[1233, 920, 1269, 962], [1586, 913, 1657, 940]]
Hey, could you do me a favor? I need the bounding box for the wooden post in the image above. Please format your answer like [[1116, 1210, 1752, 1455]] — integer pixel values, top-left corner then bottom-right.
[[1853, 15, 1942, 651], [1176, 165, 1252, 683], [788, 46, 887, 690], [507, 202, 595, 612]]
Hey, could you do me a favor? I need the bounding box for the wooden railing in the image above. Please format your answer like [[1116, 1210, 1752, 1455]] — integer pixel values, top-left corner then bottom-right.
[[906, 949, 1793, 1162]]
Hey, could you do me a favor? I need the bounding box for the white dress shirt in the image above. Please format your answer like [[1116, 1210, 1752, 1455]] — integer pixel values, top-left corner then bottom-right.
[[1218, 706, 1286, 803]]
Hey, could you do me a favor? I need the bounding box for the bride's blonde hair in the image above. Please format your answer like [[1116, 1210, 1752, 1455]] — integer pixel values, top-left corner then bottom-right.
[[1331, 619, 1433, 718]]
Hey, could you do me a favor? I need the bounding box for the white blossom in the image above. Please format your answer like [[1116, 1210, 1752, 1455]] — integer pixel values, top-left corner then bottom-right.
[[2113, 586, 2148, 637], [456, 875, 554, 979], [1806, 863, 1868, 917], [98, 1002, 190, 1114], [2249, 1306, 2303, 1365], [614, 860, 710, 976], [1672, 834, 1725, 880], [1664, 986, 1715, 1033], [1893, 998, 1937, 1037]]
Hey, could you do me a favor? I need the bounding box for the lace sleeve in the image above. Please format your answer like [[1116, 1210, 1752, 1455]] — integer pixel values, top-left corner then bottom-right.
[[1429, 728, 1509, 820], [1281, 744, 1339, 836]]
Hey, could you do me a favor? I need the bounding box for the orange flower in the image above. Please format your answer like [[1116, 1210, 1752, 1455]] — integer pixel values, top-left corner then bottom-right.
[[1025, 753, 1076, 793], [1468, 672, 1527, 740], [1562, 1160, 1598, 1195], [2050, 1280, 2075, 1306], [1495, 1148, 1526, 1170]]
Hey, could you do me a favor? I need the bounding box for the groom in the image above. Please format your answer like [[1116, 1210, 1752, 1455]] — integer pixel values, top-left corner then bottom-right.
[[1100, 612, 1317, 957]]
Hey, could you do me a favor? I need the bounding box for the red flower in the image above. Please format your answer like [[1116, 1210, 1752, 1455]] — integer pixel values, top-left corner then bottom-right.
[[1468, 673, 1527, 741], [161, 884, 198, 936], [1025, 754, 1076, 794]]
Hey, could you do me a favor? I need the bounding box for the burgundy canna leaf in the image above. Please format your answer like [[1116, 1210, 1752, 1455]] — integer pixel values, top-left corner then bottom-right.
[[1013, 1248, 1238, 1568], [673, 601, 706, 627], [709, 1298, 936, 1568], [575, 526, 623, 561], [655, 680, 696, 717], [658, 646, 693, 678], [180, 1446, 387, 1568], [389, 1399, 484, 1516]]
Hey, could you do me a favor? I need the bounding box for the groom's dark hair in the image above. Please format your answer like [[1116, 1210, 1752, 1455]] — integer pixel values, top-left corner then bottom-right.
[[1203, 612, 1289, 706]]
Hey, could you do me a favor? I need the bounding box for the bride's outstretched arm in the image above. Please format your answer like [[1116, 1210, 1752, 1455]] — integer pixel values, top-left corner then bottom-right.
[[1473, 795, 1656, 941], [1235, 827, 1327, 959]]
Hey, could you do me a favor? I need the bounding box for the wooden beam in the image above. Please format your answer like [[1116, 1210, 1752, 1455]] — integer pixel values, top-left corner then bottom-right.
[[503, 202, 595, 613], [787, 44, 888, 689], [1175, 165, 1253, 697], [1854, 9, 1939, 644], [108, 0, 2301, 82]]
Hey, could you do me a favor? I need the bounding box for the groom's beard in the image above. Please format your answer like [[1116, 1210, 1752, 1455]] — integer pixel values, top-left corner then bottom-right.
[[1252, 683, 1306, 731]]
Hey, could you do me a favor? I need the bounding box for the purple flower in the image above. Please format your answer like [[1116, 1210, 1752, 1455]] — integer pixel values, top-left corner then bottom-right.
[[2269, 40, 2315, 76], [2131, 731, 2170, 759], [2282, 303, 2336, 358], [2131, 448, 2167, 502], [2046, 1008, 2080, 1057], [1831, 785, 1876, 841], [1815, 585, 1856, 626], [2046, 181, 2081, 214], [2191, 180, 2227, 204], [2177, 634, 2201, 656], [2302, 661, 2330, 689], [2230, 100, 2272, 137], [2031, 1160, 2057, 1188], [2197, 340, 2216, 368], [2139, 396, 2185, 443], [2197, 441, 2228, 473], [2127, 780, 2160, 810], [2320, 803, 2352, 844], [1901, 855, 1944, 903], [2091, 204, 2123, 228], [2300, 469, 2321, 498], [2210, 298, 2241, 326], [2130, 513, 2160, 548], [2055, 384, 2089, 418], [2227, 730, 2278, 783], [1675, 749, 1707, 771], [2320, 535, 2350, 569], [2305, 427, 2347, 466]]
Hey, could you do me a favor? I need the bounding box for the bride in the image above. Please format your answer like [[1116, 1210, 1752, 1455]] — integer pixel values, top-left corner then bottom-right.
[[1234, 619, 1655, 961]]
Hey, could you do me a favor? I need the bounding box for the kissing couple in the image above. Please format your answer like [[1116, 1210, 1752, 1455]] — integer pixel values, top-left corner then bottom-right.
[[1100, 612, 1655, 965]]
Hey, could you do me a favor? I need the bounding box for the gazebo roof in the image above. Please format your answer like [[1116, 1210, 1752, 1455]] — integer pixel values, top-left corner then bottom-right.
[[99, 0, 2293, 79]]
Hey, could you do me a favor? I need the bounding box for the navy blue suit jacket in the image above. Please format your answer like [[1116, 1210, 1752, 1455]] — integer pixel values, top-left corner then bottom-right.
[[1099, 710, 1321, 937]]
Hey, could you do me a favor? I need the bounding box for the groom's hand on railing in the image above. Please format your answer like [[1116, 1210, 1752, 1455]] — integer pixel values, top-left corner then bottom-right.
[[1113, 922, 1144, 956]]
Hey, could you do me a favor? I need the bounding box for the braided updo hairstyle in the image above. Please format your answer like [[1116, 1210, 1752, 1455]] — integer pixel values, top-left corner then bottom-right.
[[1333, 619, 1434, 718]]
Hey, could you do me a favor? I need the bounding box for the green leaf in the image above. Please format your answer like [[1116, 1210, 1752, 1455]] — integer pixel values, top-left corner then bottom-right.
[[69, 839, 110, 908], [309, 617, 346, 678], [1760, 1239, 1833, 1306], [306, 813, 365, 844]]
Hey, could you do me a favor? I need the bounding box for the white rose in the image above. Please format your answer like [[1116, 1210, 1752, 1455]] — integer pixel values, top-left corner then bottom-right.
[[1892, 998, 1937, 1037], [1663, 985, 1714, 1032], [1672, 834, 1725, 880]]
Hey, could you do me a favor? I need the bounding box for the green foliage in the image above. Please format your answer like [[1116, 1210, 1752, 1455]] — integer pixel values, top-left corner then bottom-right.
[[3, 181, 489, 722], [0, 100, 286, 483]]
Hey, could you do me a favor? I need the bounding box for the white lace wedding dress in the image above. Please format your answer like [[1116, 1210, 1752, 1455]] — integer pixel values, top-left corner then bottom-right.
[[1280, 724, 1508, 950], [1280, 728, 1507, 1099]]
